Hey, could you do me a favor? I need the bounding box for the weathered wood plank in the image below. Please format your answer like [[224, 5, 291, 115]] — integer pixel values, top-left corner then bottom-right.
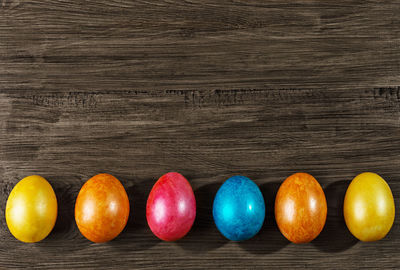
[[0, 89, 399, 269], [0, 1, 399, 91], [1, 0, 399, 268]]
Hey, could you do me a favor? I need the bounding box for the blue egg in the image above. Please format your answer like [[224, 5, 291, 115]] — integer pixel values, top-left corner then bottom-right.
[[213, 175, 265, 241]]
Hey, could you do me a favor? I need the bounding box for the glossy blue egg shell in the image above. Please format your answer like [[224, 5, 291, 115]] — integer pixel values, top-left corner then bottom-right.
[[213, 175, 265, 241]]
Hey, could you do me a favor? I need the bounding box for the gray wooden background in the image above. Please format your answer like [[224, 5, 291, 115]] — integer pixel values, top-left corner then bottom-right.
[[0, 1, 399, 269]]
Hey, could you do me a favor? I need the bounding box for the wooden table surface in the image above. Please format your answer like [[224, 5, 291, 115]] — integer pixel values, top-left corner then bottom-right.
[[0, 1, 399, 269]]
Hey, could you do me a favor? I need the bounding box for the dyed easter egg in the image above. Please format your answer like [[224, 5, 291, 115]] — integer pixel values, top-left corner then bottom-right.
[[275, 173, 327, 243], [6, 175, 58, 243], [75, 173, 130, 243], [213, 175, 265, 241], [146, 172, 196, 241], [344, 172, 395, 242]]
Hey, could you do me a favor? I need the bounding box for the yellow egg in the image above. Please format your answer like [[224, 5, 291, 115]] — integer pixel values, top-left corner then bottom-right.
[[344, 172, 395, 242], [5, 175, 58, 243]]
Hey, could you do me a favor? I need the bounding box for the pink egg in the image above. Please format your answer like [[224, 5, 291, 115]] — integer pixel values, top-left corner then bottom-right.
[[146, 172, 196, 241]]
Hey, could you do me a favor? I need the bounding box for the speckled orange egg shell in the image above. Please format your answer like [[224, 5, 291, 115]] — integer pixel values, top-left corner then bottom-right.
[[275, 173, 327, 244], [75, 173, 130, 243]]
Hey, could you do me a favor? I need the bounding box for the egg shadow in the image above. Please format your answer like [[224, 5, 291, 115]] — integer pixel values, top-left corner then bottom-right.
[[51, 184, 75, 237], [36, 179, 93, 252], [239, 181, 290, 254], [108, 178, 160, 251], [313, 180, 358, 252], [177, 182, 228, 253]]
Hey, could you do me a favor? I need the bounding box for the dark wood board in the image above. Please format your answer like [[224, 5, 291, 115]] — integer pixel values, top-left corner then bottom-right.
[[1, 1, 400, 269], [1, 0, 400, 91], [0, 89, 399, 269]]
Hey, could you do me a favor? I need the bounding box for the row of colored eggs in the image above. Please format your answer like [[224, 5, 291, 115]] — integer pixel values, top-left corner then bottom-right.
[[5, 172, 395, 244]]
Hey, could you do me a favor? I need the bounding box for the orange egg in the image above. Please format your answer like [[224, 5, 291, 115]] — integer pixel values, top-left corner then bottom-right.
[[75, 173, 130, 243], [275, 173, 327, 243]]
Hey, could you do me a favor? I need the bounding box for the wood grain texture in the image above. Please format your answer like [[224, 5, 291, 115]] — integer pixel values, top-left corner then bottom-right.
[[0, 0, 400, 91], [0, 89, 399, 269], [1, 0, 400, 269]]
